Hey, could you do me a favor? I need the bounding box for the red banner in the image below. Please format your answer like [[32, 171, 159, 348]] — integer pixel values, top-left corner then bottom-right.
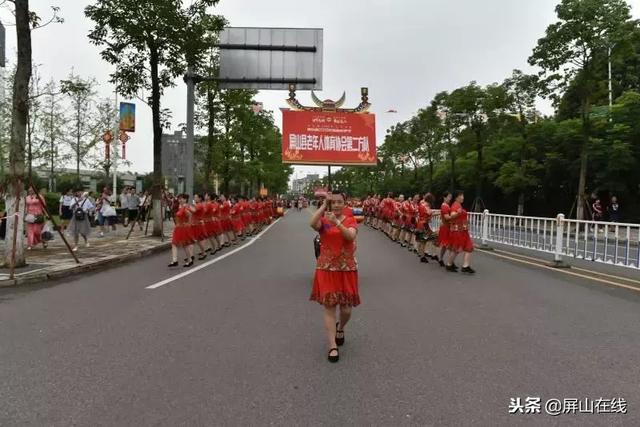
[[282, 110, 376, 165]]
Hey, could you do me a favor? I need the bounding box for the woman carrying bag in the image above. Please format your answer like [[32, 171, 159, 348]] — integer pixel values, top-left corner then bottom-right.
[[69, 191, 94, 252], [25, 187, 47, 250]]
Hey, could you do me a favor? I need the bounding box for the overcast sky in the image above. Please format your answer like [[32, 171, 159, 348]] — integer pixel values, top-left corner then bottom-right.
[[1, 0, 638, 181]]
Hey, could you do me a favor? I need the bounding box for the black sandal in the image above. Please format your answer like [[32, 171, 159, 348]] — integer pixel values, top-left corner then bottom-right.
[[335, 322, 345, 346], [328, 348, 339, 363], [168, 261, 178, 267], [183, 260, 194, 267]]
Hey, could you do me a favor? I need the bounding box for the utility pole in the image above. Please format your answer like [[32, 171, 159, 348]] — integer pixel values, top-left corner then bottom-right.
[[184, 67, 196, 200]]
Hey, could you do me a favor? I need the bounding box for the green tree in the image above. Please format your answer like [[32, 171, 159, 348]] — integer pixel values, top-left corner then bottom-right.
[[529, 0, 632, 219], [85, 0, 224, 236], [60, 72, 98, 183]]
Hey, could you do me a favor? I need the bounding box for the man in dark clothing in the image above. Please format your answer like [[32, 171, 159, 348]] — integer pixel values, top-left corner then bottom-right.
[[607, 196, 621, 222]]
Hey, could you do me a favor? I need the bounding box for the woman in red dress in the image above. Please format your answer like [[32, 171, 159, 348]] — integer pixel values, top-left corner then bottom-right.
[[219, 194, 234, 246], [310, 193, 359, 363], [204, 193, 222, 253], [447, 190, 475, 274], [191, 194, 209, 260], [169, 194, 195, 267], [438, 191, 453, 268], [230, 197, 244, 242]]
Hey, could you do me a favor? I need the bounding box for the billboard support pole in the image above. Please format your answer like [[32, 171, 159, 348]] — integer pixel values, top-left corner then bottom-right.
[[185, 67, 196, 200], [327, 166, 332, 191]]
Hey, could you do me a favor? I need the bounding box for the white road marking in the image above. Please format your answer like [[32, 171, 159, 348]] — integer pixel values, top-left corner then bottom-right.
[[145, 218, 281, 290], [480, 249, 640, 293]]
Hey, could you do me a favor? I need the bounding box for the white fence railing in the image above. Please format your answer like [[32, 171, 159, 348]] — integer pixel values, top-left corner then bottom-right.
[[430, 210, 639, 270]]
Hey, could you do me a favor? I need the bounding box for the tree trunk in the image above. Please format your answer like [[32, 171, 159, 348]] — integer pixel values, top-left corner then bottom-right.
[[576, 97, 591, 221], [5, 0, 32, 267], [517, 192, 525, 216], [149, 43, 163, 236], [475, 128, 483, 211]]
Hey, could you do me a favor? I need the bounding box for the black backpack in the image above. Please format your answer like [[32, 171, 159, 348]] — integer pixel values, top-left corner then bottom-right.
[[74, 199, 87, 221]]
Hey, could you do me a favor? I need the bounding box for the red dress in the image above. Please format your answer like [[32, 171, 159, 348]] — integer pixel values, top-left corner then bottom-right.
[[438, 202, 451, 247], [210, 202, 223, 236], [241, 201, 252, 227], [172, 206, 194, 247], [416, 202, 428, 232], [310, 216, 360, 307], [190, 203, 207, 241], [220, 201, 232, 231], [231, 203, 244, 234], [448, 202, 474, 252]]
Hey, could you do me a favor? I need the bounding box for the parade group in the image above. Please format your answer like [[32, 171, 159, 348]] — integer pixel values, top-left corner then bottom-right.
[[360, 190, 475, 273], [169, 189, 475, 272], [170, 194, 284, 267]]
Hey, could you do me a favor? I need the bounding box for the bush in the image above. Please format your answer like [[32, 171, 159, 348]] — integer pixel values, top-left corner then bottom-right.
[[43, 192, 61, 214]]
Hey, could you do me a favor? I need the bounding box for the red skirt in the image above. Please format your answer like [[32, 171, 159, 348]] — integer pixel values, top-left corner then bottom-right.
[[438, 224, 450, 247], [242, 214, 252, 227], [222, 219, 232, 232], [232, 218, 244, 234], [172, 225, 194, 247], [190, 223, 207, 241], [310, 270, 360, 307], [449, 230, 474, 252]]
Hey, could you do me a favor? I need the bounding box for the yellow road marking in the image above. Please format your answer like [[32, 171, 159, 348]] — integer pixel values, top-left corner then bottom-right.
[[478, 250, 640, 294]]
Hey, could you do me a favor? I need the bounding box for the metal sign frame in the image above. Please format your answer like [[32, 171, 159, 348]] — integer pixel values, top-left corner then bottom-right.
[[218, 27, 323, 90]]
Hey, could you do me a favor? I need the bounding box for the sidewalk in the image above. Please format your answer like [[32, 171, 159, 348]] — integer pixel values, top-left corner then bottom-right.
[[0, 220, 174, 287]]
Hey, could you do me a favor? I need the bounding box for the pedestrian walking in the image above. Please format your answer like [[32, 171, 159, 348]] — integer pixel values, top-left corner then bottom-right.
[[25, 187, 46, 250], [58, 189, 74, 232], [99, 195, 118, 237], [309, 193, 360, 363], [69, 191, 93, 251], [169, 194, 195, 268], [607, 196, 621, 222], [438, 191, 453, 268], [446, 190, 475, 274]]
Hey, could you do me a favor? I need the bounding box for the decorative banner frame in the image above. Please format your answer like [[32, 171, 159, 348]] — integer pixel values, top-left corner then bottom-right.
[[282, 110, 376, 166], [119, 102, 136, 132]]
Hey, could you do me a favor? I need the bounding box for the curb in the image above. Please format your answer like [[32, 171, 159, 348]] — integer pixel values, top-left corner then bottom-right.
[[0, 241, 171, 288]]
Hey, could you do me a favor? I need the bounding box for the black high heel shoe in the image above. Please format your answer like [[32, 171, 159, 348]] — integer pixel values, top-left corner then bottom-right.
[[198, 252, 207, 260], [328, 348, 339, 363], [335, 322, 345, 346], [168, 261, 178, 267], [183, 259, 194, 267]]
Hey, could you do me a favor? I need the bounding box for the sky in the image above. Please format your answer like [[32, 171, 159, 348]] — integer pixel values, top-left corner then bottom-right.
[[1, 0, 638, 182]]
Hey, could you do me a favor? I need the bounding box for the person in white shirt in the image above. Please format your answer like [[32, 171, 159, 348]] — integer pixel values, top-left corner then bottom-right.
[[58, 189, 74, 232]]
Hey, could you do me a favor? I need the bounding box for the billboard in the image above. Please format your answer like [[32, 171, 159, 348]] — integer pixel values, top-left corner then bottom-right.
[[218, 27, 323, 90], [282, 110, 376, 165], [119, 102, 135, 132]]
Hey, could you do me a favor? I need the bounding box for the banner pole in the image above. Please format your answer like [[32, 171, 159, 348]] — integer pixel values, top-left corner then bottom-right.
[[327, 166, 332, 191]]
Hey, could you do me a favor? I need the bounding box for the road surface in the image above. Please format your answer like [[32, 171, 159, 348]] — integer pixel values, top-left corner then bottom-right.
[[1, 210, 639, 426]]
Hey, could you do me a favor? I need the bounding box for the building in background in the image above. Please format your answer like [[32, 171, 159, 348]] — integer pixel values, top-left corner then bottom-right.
[[161, 130, 187, 193], [291, 174, 320, 195]]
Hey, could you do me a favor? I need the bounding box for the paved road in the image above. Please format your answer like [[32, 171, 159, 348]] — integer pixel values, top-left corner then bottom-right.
[[1, 211, 639, 426]]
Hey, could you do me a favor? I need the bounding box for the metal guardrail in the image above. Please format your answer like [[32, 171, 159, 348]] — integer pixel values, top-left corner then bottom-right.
[[455, 210, 640, 270]]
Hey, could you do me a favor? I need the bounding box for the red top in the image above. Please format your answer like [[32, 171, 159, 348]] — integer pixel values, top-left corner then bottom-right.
[[342, 207, 354, 217], [316, 216, 358, 272], [440, 202, 451, 224], [220, 201, 231, 218], [417, 202, 429, 221], [450, 201, 468, 226], [403, 201, 415, 218], [175, 206, 190, 226], [193, 203, 205, 222]]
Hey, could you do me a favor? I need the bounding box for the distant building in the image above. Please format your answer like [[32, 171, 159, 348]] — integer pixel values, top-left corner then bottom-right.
[[291, 173, 320, 194], [162, 131, 187, 192]]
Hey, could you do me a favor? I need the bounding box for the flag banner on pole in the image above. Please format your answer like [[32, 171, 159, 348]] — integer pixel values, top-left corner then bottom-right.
[[282, 110, 376, 165], [119, 102, 136, 132]]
